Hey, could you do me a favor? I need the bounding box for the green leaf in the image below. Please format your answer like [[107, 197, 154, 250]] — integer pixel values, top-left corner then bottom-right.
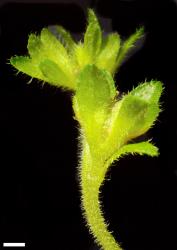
[[116, 27, 144, 69], [10, 56, 45, 80], [106, 141, 159, 167], [56, 25, 76, 53], [40, 28, 68, 59], [105, 81, 162, 154], [84, 9, 102, 61], [112, 95, 149, 141], [76, 64, 116, 114], [28, 29, 68, 62], [96, 33, 120, 74], [130, 80, 163, 103], [11, 29, 77, 89], [128, 80, 163, 135], [28, 29, 75, 78], [40, 28, 76, 88], [39, 28, 70, 66], [39, 59, 74, 89], [75, 65, 116, 145]]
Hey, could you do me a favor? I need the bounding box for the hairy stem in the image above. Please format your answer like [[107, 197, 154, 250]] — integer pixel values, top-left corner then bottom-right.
[[79, 141, 123, 250]]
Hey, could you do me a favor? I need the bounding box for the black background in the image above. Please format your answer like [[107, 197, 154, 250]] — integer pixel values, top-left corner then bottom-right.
[[0, 0, 177, 249]]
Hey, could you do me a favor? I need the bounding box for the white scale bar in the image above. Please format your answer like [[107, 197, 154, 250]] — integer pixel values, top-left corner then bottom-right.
[[3, 243, 25, 247]]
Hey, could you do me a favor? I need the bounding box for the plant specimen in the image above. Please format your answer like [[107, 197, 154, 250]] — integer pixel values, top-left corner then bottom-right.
[[10, 9, 163, 250]]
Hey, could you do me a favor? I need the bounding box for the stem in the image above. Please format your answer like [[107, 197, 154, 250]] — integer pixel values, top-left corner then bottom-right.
[[79, 141, 123, 250]]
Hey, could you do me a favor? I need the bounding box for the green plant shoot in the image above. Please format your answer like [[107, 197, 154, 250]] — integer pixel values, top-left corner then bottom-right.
[[10, 9, 163, 250]]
